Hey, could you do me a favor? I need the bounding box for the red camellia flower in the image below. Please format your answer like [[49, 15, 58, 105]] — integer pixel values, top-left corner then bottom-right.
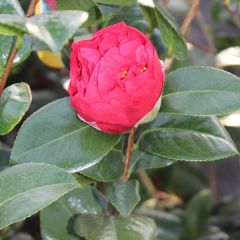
[[68, 22, 165, 133]]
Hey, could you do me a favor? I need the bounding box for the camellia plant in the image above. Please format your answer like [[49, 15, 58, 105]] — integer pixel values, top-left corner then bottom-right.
[[0, 0, 240, 239]]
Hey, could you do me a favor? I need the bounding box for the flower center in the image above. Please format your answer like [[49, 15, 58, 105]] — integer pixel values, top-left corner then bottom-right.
[[140, 66, 147, 72], [121, 70, 128, 79]]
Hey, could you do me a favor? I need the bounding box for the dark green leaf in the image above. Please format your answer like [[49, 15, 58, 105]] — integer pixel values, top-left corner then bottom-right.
[[185, 189, 212, 238], [106, 179, 140, 216], [162, 67, 240, 116], [0, 83, 31, 135], [40, 187, 105, 240], [11, 98, 120, 172], [0, 146, 10, 171], [74, 215, 157, 240], [80, 149, 123, 182], [95, 0, 137, 6], [0, 163, 79, 229], [139, 113, 238, 161], [153, 0, 187, 60], [130, 149, 175, 172], [56, 0, 96, 11]]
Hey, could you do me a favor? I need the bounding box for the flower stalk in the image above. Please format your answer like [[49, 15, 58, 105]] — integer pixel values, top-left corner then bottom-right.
[[122, 129, 135, 182]]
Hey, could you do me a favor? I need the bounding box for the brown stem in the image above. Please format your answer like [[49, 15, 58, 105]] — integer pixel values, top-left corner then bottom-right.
[[0, 0, 38, 95], [162, 0, 170, 8], [164, 0, 201, 71], [122, 129, 135, 182], [181, 0, 201, 38], [223, 1, 240, 28], [137, 170, 182, 204]]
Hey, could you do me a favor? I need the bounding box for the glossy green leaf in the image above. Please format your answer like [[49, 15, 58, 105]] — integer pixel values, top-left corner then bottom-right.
[[162, 67, 240, 116], [139, 113, 238, 161], [40, 187, 105, 240], [0, 83, 31, 135], [0, 1, 30, 75], [153, 0, 187, 60], [11, 98, 120, 172], [95, 0, 137, 6], [56, 0, 96, 11], [0, 0, 24, 15], [185, 189, 212, 238], [80, 149, 123, 182], [130, 149, 175, 173], [74, 215, 157, 240], [0, 163, 79, 229], [106, 179, 140, 216], [0, 11, 88, 51]]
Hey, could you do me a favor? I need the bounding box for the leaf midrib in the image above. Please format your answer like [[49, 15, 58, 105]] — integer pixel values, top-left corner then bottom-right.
[[0, 183, 77, 208], [13, 125, 89, 160], [162, 89, 240, 98]]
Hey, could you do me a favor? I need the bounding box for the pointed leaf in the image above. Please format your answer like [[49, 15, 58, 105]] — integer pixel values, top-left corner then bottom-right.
[[56, 0, 96, 11], [139, 113, 238, 161], [130, 149, 175, 172], [162, 67, 240, 116], [74, 215, 157, 240], [0, 11, 88, 51], [80, 150, 123, 182], [0, 83, 31, 135], [153, 0, 187, 60], [185, 189, 212, 238], [106, 179, 140, 216], [40, 187, 105, 240], [0, 163, 79, 229], [11, 98, 120, 172]]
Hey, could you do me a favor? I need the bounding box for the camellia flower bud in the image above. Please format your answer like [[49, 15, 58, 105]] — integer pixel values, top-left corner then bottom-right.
[[69, 22, 165, 133]]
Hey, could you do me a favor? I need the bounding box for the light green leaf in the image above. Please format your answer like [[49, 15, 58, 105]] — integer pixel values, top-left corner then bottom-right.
[[74, 215, 157, 240], [0, 0, 24, 15], [162, 66, 240, 116], [0, 163, 79, 229], [185, 189, 212, 238], [11, 98, 120, 172], [153, 0, 187, 60], [139, 113, 238, 161], [0, 11, 88, 51], [0, 83, 31, 135], [106, 179, 140, 216], [95, 0, 137, 6], [130, 149, 175, 172], [80, 149, 123, 182], [40, 187, 105, 240]]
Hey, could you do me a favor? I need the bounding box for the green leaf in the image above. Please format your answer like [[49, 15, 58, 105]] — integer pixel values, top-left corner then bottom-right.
[[74, 215, 157, 240], [106, 179, 140, 216], [0, 163, 79, 229], [0, 83, 31, 135], [162, 66, 240, 116], [56, 0, 96, 11], [40, 187, 105, 240], [153, 0, 187, 60], [11, 98, 120, 172], [80, 149, 123, 182], [94, 0, 137, 6], [130, 149, 175, 172], [0, 146, 10, 171], [29, 11, 88, 51], [0, 1, 30, 75], [0, 0, 24, 15], [185, 189, 212, 238], [0, 11, 88, 51], [139, 113, 238, 161]]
